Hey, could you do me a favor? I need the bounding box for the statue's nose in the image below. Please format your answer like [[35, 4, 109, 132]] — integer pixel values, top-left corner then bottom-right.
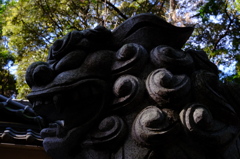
[[26, 61, 54, 87]]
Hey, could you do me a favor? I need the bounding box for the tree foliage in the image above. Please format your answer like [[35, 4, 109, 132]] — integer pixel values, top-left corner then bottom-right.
[[0, 46, 16, 96], [0, 43, 16, 97], [190, 0, 240, 81], [0, 0, 16, 97], [236, 0, 240, 11], [1, 0, 240, 98]]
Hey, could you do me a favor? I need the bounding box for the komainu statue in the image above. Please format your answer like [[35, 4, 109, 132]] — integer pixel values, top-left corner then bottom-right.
[[25, 13, 240, 159]]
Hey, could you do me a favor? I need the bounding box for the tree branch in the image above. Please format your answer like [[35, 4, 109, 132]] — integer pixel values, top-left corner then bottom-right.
[[147, 0, 161, 12], [212, 3, 233, 52], [36, 0, 63, 35], [20, 20, 52, 44], [101, 0, 128, 20]]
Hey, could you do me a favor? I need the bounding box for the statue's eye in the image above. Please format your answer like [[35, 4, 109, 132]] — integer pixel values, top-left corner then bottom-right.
[[48, 31, 83, 61], [50, 32, 71, 60], [51, 39, 65, 56]]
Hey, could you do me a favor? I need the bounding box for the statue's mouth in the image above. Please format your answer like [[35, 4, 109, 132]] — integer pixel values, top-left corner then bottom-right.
[[28, 90, 66, 124], [27, 78, 105, 112], [27, 77, 99, 97], [28, 78, 108, 139]]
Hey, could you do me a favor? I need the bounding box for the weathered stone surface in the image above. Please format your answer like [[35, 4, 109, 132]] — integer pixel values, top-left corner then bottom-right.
[[26, 13, 240, 159]]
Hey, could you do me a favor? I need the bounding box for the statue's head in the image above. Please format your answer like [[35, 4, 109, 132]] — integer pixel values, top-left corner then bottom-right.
[[26, 14, 240, 159]]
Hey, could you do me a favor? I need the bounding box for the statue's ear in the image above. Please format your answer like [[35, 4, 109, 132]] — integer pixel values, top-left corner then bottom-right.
[[113, 13, 194, 51]]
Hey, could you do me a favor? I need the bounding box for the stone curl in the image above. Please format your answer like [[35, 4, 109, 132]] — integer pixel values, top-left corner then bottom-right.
[[150, 45, 194, 74], [83, 115, 127, 151], [112, 43, 148, 76], [180, 103, 240, 148], [146, 68, 191, 108], [132, 106, 179, 148], [112, 75, 145, 114]]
